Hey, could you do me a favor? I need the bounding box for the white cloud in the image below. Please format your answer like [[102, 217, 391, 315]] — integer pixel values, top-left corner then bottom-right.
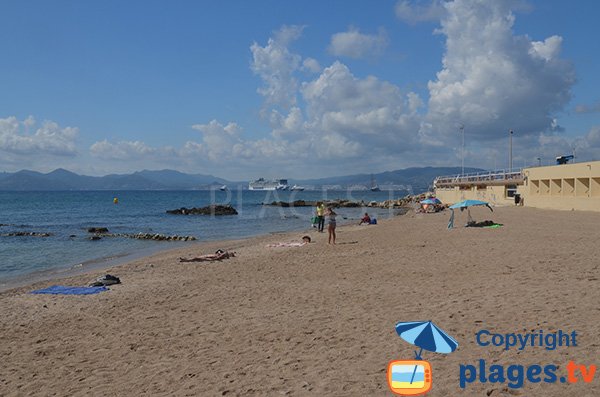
[[395, 0, 447, 24], [250, 25, 304, 109], [0, 116, 78, 156], [422, 0, 575, 145], [302, 58, 321, 73], [328, 28, 389, 59], [89, 140, 157, 160], [189, 120, 245, 161]]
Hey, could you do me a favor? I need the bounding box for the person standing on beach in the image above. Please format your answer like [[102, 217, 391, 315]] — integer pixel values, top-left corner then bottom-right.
[[325, 207, 337, 244], [316, 202, 326, 232]]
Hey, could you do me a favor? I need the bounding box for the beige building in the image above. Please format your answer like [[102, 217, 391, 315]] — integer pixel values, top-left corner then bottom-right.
[[434, 160, 600, 212]]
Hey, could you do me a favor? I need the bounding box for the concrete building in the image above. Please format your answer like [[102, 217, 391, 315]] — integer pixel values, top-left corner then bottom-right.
[[433, 160, 600, 212]]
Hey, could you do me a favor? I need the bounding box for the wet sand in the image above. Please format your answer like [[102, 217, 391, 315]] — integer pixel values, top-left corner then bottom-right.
[[1, 206, 599, 396]]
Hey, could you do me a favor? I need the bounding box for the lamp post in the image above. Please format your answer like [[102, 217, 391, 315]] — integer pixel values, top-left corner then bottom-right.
[[509, 129, 513, 172], [460, 124, 465, 176]]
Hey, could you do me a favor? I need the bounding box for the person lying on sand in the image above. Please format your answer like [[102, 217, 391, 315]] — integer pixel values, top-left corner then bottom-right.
[[267, 235, 311, 248], [179, 250, 236, 262]]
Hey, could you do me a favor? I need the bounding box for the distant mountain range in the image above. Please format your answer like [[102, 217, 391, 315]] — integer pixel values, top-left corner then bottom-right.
[[0, 167, 484, 192]]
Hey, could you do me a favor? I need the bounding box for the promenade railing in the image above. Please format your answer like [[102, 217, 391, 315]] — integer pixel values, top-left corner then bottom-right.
[[434, 169, 524, 188]]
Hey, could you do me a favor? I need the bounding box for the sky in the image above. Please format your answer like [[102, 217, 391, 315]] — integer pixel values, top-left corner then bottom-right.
[[2, 0, 600, 179]]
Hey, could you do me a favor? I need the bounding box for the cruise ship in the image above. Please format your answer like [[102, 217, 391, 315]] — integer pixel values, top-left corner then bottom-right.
[[248, 178, 289, 190]]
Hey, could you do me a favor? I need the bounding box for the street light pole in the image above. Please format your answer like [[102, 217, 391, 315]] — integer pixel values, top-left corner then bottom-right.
[[509, 129, 513, 172], [460, 125, 465, 176]]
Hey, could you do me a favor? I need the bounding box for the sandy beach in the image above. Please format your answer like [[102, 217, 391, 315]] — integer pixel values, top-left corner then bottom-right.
[[1, 206, 599, 396]]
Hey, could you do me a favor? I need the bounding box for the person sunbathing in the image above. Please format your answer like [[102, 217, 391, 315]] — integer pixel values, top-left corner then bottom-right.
[[179, 250, 235, 262], [267, 235, 311, 247]]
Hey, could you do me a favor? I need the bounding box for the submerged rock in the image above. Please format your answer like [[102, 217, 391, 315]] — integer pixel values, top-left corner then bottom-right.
[[166, 205, 238, 216], [1, 231, 53, 237], [87, 227, 109, 233]]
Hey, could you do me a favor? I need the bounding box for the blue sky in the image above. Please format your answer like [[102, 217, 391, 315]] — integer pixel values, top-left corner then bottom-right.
[[1, 0, 600, 179]]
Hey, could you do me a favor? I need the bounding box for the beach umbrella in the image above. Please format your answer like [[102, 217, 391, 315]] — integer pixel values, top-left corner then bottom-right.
[[420, 198, 441, 205], [447, 200, 493, 228], [395, 321, 459, 384]]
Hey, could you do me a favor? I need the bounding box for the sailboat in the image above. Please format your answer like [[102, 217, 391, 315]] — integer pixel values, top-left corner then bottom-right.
[[370, 174, 380, 192]]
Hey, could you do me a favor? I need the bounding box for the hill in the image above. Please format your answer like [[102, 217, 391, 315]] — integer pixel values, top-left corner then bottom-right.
[[0, 167, 484, 192]]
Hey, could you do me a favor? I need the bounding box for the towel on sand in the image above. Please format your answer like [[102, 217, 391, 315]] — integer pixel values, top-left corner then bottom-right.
[[30, 285, 108, 295]]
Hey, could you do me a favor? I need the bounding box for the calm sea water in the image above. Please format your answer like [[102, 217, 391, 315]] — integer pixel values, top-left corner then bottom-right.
[[0, 189, 407, 284]]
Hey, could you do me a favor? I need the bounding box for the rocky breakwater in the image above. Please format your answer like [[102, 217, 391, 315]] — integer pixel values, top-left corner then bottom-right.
[[1, 231, 53, 237], [87, 227, 196, 241], [266, 199, 362, 208], [166, 204, 238, 215]]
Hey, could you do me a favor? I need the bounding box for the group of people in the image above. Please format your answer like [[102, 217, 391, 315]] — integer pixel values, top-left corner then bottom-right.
[[314, 202, 337, 244]]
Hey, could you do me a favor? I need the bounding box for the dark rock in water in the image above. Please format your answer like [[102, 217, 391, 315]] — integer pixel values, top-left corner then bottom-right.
[[69, 234, 77, 238], [268, 200, 311, 207], [166, 204, 238, 216], [87, 227, 109, 233], [1, 231, 52, 237], [89, 235, 102, 240]]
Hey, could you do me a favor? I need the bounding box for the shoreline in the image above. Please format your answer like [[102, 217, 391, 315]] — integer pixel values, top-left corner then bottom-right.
[[0, 203, 408, 294], [0, 216, 364, 296], [2, 206, 598, 395]]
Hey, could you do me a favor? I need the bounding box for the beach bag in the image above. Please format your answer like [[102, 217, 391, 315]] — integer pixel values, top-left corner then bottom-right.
[[370, 218, 377, 225], [89, 274, 121, 287], [311, 216, 318, 225]]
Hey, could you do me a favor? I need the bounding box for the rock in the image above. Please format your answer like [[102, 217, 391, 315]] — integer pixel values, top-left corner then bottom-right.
[[87, 227, 109, 233], [1, 231, 52, 237], [166, 205, 238, 216], [89, 236, 102, 240]]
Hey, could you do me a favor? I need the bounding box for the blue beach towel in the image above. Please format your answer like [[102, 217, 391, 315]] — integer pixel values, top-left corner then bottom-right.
[[30, 285, 108, 295]]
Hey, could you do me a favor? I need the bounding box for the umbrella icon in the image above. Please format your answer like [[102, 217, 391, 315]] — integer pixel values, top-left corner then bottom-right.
[[395, 321, 458, 385]]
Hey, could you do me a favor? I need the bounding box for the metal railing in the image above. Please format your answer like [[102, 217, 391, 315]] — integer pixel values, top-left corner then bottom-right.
[[434, 169, 524, 188]]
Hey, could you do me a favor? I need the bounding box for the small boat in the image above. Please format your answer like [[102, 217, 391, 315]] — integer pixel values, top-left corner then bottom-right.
[[290, 185, 305, 191], [219, 185, 227, 191], [370, 174, 380, 192]]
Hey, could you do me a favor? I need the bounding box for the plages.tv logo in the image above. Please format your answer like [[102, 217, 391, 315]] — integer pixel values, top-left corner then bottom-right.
[[387, 321, 458, 396]]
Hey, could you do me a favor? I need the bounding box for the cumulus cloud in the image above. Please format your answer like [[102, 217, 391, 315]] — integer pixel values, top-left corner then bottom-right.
[[302, 58, 321, 73], [89, 140, 158, 160], [9, 1, 587, 178], [328, 28, 389, 59], [421, 0, 575, 147], [250, 25, 304, 109], [395, 0, 447, 24], [189, 120, 246, 161], [0, 116, 78, 156]]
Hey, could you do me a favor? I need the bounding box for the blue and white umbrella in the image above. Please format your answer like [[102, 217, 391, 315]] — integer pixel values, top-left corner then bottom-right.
[[395, 320, 459, 384], [420, 198, 441, 205], [395, 320, 458, 357], [447, 199, 493, 228]]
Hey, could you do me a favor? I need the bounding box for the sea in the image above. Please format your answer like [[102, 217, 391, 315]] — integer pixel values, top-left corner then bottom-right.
[[0, 189, 409, 288]]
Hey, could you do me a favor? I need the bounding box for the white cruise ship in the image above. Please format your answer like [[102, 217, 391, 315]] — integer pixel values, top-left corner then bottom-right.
[[248, 178, 289, 190]]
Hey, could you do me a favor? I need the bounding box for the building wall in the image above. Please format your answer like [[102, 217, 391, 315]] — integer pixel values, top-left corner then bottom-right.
[[521, 161, 600, 211], [434, 161, 600, 212], [435, 185, 516, 206]]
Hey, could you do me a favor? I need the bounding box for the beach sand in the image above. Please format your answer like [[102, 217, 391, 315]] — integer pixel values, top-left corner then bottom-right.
[[1, 206, 599, 396]]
